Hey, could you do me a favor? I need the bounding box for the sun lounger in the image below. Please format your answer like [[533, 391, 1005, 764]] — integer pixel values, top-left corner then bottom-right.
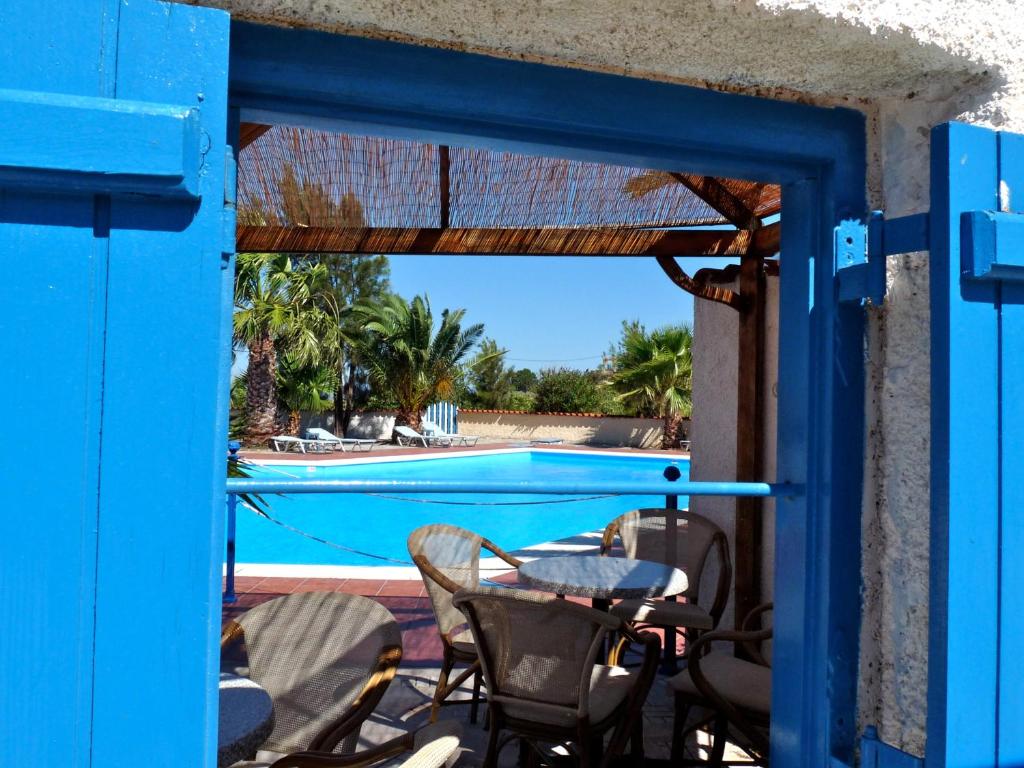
[[305, 427, 377, 452], [270, 436, 330, 453], [395, 425, 452, 447], [529, 437, 563, 445], [421, 419, 480, 447]]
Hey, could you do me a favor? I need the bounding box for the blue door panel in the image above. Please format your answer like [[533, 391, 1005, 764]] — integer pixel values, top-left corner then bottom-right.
[[0, 1, 230, 764], [930, 122, 1024, 766], [929, 121, 1001, 767], [996, 130, 1024, 766], [89, 3, 230, 766], [0, 190, 107, 765]]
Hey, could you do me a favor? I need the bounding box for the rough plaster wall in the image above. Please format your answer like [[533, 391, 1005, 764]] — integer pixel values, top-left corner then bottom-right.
[[690, 275, 778, 632], [188, 0, 1024, 756]]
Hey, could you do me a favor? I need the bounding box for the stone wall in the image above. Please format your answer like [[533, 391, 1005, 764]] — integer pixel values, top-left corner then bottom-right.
[[458, 410, 674, 448]]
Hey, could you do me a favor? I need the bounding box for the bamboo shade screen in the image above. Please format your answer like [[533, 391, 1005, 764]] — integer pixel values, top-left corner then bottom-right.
[[238, 125, 780, 232]]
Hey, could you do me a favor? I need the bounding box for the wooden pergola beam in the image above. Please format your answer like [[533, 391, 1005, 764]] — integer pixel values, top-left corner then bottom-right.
[[439, 145, 451, 229], [236, 222, 780, 257], [239, 123, 272, 150], [671, 172, 761, 230]]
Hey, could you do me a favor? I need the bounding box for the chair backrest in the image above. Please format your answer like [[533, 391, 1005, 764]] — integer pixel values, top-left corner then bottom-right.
[[395, 425, 420, 438], [452, 587, 619, 720], [421, 419, 443, 436], [230, 592, 402, 754], [306, 427, 340, 441], [408, 524, 485, 638], [606, 508, 731, 618]]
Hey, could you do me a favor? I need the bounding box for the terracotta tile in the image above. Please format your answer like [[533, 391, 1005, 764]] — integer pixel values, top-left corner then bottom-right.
[[376, 580, 425, 597], [343, 579, 387, 596], [293, 578, 349, 592]]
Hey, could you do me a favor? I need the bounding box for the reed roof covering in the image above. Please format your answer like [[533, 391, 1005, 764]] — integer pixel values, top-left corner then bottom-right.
[[236, 124, 781, 258]]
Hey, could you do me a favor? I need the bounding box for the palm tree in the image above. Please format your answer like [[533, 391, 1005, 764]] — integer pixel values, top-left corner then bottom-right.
[[276, 354, 339, 436], [607, 322, 693, 449], [355, 294, 484, 432], [233, 252, 339, 446]]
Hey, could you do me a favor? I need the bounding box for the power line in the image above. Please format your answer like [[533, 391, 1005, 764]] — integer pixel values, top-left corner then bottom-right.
[[505, 353, 605, 363]]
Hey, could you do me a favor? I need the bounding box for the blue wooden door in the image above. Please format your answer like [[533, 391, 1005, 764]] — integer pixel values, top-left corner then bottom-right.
[[929, 122, 1024, 766], [0, 1, 232, 764]]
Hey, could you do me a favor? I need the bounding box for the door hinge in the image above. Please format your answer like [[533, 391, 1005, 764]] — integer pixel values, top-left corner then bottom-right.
[[836, 211, 929, 305]]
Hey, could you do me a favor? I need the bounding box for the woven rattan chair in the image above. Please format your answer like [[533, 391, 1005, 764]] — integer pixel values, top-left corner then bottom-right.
[[261, 720, 463, 768], [220, 592, 403, 765], [601, 508, 731, 669], [669, 603, 772, 766], [408, 524, 523, 723], [452, 586, 660, 768]]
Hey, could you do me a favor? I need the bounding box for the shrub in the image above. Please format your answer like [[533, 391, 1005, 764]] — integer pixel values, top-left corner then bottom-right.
[[532, 368, 604, 413]]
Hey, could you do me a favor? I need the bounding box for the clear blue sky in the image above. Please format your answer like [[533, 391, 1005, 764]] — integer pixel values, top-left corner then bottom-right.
[[388, 255, 738, 371]]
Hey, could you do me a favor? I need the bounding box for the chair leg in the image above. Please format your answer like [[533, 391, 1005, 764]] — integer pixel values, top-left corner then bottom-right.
[[708, 715, 728, 767], [630, 715, 645, 760], [671, 694, 690, 763], [431, 648, 455, 723], [470, 667, 483, 724], [662, 624, 678, 673], [483, 715, 502, 768]]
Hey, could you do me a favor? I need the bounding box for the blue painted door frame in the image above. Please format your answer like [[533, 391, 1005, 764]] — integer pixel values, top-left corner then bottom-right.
[[229, 23, 868, 766], [0, 1, 231, 765], [928, 122, 1024, 766]]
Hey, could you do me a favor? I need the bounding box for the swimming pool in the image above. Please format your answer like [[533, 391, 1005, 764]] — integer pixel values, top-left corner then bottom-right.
[[234, 450, 689, 566]]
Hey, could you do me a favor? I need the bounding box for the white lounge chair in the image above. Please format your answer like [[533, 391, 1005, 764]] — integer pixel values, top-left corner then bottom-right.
[[421, 419, 480, 447], [305, 427, 377, 452], [395, 425, 452, 447], [270, 435, 329, 453]]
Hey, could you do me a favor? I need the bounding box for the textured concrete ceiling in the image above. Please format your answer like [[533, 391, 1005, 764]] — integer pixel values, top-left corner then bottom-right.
[[180, 0, 1018, 104]]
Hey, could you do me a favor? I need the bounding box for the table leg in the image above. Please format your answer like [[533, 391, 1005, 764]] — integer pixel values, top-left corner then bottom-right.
[[591, 598, 612, 660]]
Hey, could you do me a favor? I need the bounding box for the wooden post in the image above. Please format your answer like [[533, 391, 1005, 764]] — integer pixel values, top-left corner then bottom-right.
[[735, 252, 766, 627], [439, 145, 450, 229]]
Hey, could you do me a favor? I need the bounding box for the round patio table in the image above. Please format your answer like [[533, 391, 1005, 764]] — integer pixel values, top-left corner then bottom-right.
[[518, 555, 688, 612], [218, 673, 274, 767]]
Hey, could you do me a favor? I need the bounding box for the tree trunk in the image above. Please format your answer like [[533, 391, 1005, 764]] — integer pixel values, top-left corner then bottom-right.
[[662, 412, 683, 450], [244, 334, 278, 447], [395, 408, 421, 438], [289, 409, 301, 437], [342, 359, 357, 432]]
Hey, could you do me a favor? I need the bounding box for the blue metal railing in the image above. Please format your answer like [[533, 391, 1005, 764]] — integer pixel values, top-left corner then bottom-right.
[[222, 464, 802, 602]]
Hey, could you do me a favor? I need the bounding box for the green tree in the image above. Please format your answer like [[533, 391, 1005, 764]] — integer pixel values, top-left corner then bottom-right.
[[355, 294, 484, 432], [606, 321, 693, 449], [468, 338, 514, 408], [509, 367, 539, 392], [533, 368, 604, 414], [276, 353, 339, 436], [233, 252, 339, 447], [272, 171, 392, 432]]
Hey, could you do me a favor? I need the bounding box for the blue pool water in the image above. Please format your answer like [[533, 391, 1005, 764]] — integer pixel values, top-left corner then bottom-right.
[[234, 451, 689, 566]]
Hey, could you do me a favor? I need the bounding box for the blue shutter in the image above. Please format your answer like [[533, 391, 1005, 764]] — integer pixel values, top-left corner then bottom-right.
[[929, 122, 1024, 766], [0, 1, 231, 765]]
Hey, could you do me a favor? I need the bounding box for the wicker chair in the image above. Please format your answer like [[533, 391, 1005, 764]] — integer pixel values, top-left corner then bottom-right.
[[407, 524, 523, 723], [220, 592, 403, 765], [262, 720, 463, 768], [452, 587, 660, 768], [669, 603, 772, 766], [601, 508, 731, 669]]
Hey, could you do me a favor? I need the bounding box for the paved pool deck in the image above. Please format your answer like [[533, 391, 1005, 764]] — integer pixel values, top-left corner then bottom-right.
[[240, 439, 691, 464]]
